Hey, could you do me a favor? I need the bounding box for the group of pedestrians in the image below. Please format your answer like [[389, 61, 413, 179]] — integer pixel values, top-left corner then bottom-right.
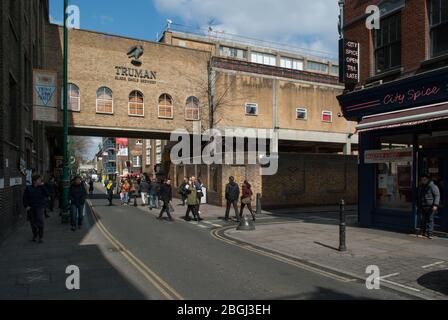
[[224, 177, 256, 223], [179, 176, 205, 222]]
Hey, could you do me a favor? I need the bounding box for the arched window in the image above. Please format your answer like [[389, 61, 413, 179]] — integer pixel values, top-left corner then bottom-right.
[[128, 91, 144, 117], [96, 87, 113, 114], [158, 94, 173, 119], [61, 83, 80, 111], [185, 96, 200, 120]]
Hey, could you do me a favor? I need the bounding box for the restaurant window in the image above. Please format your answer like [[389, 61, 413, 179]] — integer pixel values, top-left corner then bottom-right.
[[128, 90, 144, 117], [322, 111, 333, 123], [296, 108, 308, 120], [61, 83, 80, 112], [375, 135, 413, 211], [245, 103, 258, 116], [185, 96, 200, 121], [158, 94, 173, 119], [96, 87, 113, 114], [429, 0, 448, 57], [373, 13, 402, 74]]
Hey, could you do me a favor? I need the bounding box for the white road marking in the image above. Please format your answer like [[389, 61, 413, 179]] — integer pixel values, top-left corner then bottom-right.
[[379, 273, 400, 280], [380, 279, 421, 292], [197, 225, 208, 229], [422, 261, 445, 269]]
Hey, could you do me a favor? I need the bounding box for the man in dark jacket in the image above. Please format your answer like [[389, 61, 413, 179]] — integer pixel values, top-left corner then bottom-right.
[[224, 176, 240, 222], [139, 178, 150, 206], [148, 178, 160, 210], [179, 177, 188, 206], [23, 174, 49, 243], [158, 179, 174, 221], [44, 176, 58, 213], [418, 174, 441, 239], [70, 176, 87, 231]]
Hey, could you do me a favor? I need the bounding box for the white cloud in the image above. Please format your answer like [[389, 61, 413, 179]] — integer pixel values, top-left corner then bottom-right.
[[153, 0, 339, 57]]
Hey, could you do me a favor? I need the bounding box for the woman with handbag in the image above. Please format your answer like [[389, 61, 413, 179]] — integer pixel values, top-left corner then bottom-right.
[[240, 180, 256, 222]]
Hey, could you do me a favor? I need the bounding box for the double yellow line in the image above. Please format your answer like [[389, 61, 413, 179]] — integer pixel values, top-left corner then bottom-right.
[[87, 201, 184, 300], [211, 226, 356, 283]]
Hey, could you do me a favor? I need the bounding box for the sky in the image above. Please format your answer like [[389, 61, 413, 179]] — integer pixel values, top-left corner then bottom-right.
[[49, 0, 340, 160]]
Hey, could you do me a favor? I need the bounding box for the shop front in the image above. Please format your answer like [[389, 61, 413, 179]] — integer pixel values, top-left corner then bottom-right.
[[338, 67, 448, 233]]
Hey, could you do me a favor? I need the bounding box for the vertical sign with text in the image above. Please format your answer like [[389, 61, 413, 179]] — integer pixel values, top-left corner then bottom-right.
[[339, 39, 360, 85], [33, 69, 58, 122]]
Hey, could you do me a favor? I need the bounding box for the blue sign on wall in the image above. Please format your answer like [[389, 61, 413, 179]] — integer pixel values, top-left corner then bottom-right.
[[338, 67, 448, 121]]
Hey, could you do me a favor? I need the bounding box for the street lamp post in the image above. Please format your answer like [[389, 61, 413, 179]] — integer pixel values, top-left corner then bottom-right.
[[61, 0, 70, 222]]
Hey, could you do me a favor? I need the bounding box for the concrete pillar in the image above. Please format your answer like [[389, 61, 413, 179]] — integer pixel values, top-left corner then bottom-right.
[[271, 79, 279, 154], [343, 135, 352, 155]]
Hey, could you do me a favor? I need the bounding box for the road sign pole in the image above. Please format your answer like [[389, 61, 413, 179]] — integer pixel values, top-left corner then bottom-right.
[[62, 0, 70, 222]]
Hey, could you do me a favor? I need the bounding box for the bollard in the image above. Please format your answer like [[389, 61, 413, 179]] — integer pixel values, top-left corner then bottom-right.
[[339, 199, 347, 252], [256, 193, 262, 215], [237, 213, 255, 231]]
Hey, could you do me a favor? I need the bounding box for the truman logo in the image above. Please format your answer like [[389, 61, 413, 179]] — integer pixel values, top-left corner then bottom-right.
[[127, 45, 144, 66]]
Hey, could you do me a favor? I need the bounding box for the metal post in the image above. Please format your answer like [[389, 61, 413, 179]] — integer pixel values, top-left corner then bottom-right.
[[256, 193, 262, 215], [339, 199, 347, 252], [61, 0, 70, 222]]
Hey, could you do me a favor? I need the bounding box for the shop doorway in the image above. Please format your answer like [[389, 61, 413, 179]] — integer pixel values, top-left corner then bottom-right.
[[419, 150, 448, 233]]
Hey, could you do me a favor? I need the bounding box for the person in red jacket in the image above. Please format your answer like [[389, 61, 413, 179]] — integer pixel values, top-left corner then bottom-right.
[[240, 180, 256, 222]]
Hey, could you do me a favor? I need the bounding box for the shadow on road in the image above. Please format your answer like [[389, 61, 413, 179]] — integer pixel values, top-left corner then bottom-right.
[[271, 287, 375, 300], [417, 270, 448, 296]]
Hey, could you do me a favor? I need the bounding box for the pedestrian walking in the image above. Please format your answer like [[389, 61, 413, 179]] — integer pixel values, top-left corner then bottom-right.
[[122, 179, 131, 205], [130, 179, 138, 207], [106, 180, 114, 206], [192, 176, 204, 216], [418, 174, 440, 239], [139, 178, 150, 206], [44, 176, 57, 212], [69, 176, 87, 231], [224, 176, 240, 222], [240, 180, 256, 221], [184, 178, 202, 221], [88, 178, 94, 196], [23, 174, 49, 243], [158, 179, 174, 221], [178, 177, 188, 206], [148, 178, 160, 210]]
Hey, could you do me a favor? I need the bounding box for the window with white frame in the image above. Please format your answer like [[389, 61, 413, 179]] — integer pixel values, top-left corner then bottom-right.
[[322, 111, 333, 123], [429, 0, 448, 57], [185, 96, 200, 121], [158, 94, 173, 119], [296, 108, 308, 120], [61, 83, 80, 111], [307, 61, 329, 73], [245, 103, 258, 116], [220, 46, 247, 59], [156, 153, 162, 164], [128, 90, 144, 117], [280, 57, 304, 70], [133, 156, 142, 168], [251, 52, 276, 66], [96, 87, 113, 114]]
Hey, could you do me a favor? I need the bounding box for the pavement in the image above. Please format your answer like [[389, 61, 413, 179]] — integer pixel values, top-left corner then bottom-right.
[[224, 210, 448, 300]]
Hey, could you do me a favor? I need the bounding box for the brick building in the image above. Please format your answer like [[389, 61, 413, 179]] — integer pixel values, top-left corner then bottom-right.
[[0, 0, 52, 242], [338, 0, 448, 233]]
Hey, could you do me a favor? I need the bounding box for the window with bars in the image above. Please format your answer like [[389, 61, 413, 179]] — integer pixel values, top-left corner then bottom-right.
[[429, 0, 448, 57], [128, 91, 144, 117], [96, 87, 113, 114], [374, 13, 402, 74], [158, 94, 173, 119], [185, 96, 200, 120]]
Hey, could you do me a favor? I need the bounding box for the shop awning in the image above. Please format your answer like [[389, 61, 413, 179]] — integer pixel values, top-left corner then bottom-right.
[[356, 102, 448, 133]]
